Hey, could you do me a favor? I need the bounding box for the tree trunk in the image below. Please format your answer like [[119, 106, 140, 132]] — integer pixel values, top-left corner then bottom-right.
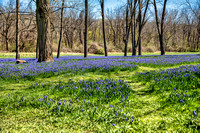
[[130, 0, 134, 56], [36, 0, 53, 62], [79, 11, 84, 45], [36, 11, 40, 59], [154, 0, 167, 55], [197, 35, 199, 49], [137, 0, 149, 55], [159, 34, 165, 54], [5, 32, 8, 51], [124, 1, 129, 56], [64, 37, 68, 47], [70, 32, 74, 49], [80, 26, 84, 45], [1, 22, 4, 50], [57, 0, 65, 58], [101, 0, 108, 56], [197, 22, 200, 49], [125, 0, 137, 56], [36, 37, 39, 59], [138, 0, 142, 55], [160, 0, 167, 55], [80, 27, 84, 45], [132, 0, 137, 56], [84, 0, 88, 58], [16, 0, 20, 60]]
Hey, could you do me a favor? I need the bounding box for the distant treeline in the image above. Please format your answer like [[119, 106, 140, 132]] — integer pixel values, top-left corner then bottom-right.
[[0, 0, 199, 55]]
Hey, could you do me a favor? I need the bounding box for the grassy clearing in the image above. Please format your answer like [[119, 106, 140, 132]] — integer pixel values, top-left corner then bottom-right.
[[0, 54, 200, 132], [0, 52, 199, 58]]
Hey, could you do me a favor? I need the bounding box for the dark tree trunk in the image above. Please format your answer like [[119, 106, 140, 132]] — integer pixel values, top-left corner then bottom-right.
[[1, 22, 4, 50], [124, 0, 137, 56], [130, 0, 134, 55], [137, 0, 149, 55], [154, 0, 167, 55], [132, 0, 137, 56], [84, 0, 88, 58], [101, 0, 108, 56], [187, 30, 191, 47], [138, 0, 142, 55], [36, 37, 39, 59], [16, 0, 20, 60], [36, 11, 40, 59], [57, 0, 65, 58], [5, 22, 9, 51], [160, 0, 167, 55], [197, 35, 199, 49], [5, 32, 8, 51], [36, 0, 53, 62], [124, 1, 129, 56], [197, 22, 200, 49], [70, 32, 74, 49], [64, 37, 68, 47], [36, 9, 39, 59]]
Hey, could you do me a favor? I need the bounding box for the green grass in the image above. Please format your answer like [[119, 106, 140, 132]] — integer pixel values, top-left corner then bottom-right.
[[0, 51, 199, 58], [0, 54, 200, 132]]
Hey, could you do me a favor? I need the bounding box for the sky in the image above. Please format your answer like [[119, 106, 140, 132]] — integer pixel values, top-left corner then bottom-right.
[[0, 0, 198, 10], [105, 0, 126, 9]]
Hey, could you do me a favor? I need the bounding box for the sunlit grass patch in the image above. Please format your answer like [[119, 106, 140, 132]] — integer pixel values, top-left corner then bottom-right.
[[0, 79, 141, 132], [0, 54, 200, 132]]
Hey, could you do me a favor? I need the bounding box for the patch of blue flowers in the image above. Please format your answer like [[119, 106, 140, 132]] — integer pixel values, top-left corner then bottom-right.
[[126, 54, 200, 66], [1, 79, 139, 127], [133, 63, 200, 129], [135, 63, 200, 82], [1, 54, 200, 80], [0, 58, 137, 80]]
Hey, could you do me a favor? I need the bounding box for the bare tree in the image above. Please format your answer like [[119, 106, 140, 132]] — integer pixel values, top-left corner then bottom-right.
[[57, 0, 65, 58], [138, 0, 142, 55], [100, 0, 108, 56], [36, 0, 53, 62], [84, 0, 88, 58], [124, 0, 129, 56], [185, 0, 200, 50], [153, 0, 168, 55], [137, 0, 150, 55], [16, 0, 20, 60], [0, 0, 199, 54], [79, 10, 84, 46], [0, 1, 15, 51], [124, 0, 136, 56], [131, 0, 137, 56]]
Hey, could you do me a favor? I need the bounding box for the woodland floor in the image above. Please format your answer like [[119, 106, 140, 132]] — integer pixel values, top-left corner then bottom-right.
[[0, 52, 199, 132]]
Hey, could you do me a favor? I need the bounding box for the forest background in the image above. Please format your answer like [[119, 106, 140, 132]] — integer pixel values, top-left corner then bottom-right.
[[0, 0, 199, 56]]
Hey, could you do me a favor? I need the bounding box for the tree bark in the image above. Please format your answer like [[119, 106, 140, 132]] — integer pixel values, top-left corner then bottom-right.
[[5, 31, 8, 51], [137, 0, 150, 55], [36, 0, 53, 62], [36, 37, 39, 59], [154, 0, 167, 55], [57, 0, 65, 58], [124, 0, 129, 56], [130, 0, 133, 55], [132, 0, 137, 56], [36, 11, 39, 59], [197, 22, 200, 49], [84, 0, 88, 58], [79, 11, 84, 45], [138, 0, 142, 55], [124, 0, 137, 56], [16, 0, 20, 60], [101, 0, 108, 56]]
